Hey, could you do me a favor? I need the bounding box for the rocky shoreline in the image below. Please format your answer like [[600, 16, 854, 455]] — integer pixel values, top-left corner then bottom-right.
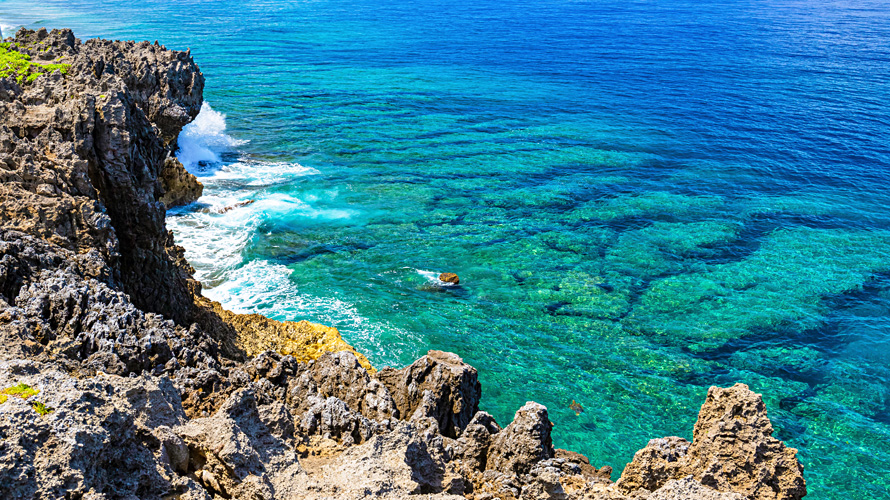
[[0, 29, 806, 499]]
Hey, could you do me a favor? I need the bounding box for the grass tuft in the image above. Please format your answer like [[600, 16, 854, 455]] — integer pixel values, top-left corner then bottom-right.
[[0, 42, 70, 85], [2, 383, 39, 399]]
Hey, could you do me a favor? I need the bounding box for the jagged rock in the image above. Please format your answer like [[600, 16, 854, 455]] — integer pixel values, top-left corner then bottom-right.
[[487, 402, 555, 476], [298, 395, 375, 446], [616, 437, 690, 493], [617, 384, 806, 500], [292, 422, 467, 499], [176, 389, 305, 499], [160, 157, 203, 207], [455, 411, 501, 472], [0, 360, 206, 499], [649, 476, 745, 500], [554, 449, 612, 483], [376, 350, 480, 438], [685, 384, 806, 500]]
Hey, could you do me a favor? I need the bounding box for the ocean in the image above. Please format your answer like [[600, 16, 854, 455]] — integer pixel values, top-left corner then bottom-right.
[[2, 0, 889, 497]]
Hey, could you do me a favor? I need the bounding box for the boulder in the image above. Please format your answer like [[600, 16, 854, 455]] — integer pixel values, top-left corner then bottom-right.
[[439, 273, 460, 284]]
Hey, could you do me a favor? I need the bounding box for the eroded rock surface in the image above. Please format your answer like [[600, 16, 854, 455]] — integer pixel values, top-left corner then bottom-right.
[[617, 384, 806, 500]]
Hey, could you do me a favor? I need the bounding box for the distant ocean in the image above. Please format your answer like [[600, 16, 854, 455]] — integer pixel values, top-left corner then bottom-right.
[[3, 1, 889, 497]]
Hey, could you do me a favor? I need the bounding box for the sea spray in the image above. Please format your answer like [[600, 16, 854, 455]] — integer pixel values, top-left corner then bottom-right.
[[176, 102, 246, 172]]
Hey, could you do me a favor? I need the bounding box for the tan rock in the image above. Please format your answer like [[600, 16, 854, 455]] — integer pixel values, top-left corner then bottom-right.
[[376, 350, 480, 438], [439, 272, 460, 284], [487, 402, 555, 476], [617, 384, 806, 500], [159, 157, 203, 207]]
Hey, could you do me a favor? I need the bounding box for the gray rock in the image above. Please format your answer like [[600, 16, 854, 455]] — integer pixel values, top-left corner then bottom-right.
[[376, 350, 480, 438], [175, 389, 305, 499], [487, 402, 555, 476], [0, 360, 205, 499]]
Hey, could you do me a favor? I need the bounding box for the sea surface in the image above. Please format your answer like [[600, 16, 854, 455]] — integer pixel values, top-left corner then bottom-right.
[[3, 1, 889, 497]]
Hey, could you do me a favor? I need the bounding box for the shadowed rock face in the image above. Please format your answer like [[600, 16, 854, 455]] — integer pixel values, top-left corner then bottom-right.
[[376, 350, 481, 438], [0, 27, 203, 323], [0, 28, 807, 500]]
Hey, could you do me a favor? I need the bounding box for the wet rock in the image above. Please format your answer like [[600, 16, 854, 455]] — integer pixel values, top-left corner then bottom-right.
[[376, 350, 480, 438], [439, 272, 460, 284], [160, 157, 203, 207]]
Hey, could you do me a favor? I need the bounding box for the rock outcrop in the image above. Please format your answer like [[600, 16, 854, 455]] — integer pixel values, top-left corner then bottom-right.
[[617, 384, 806, 500], [160, 157, 203, 207], [0, 28, 807, 500]]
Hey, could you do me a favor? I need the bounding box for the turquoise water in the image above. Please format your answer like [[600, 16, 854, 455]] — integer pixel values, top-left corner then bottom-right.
[[3, 1, 890, 497]]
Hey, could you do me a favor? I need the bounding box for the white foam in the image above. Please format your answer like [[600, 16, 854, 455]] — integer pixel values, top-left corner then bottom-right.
[[0, 21, 21, 39], [202, 259, 418, 365], [177, 102, 247, 171], [416, 268, 457, 286], [168, 101, 400, 364]]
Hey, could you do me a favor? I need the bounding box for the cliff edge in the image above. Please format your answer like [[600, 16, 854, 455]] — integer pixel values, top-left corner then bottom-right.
[[0, 29, 806, 500]]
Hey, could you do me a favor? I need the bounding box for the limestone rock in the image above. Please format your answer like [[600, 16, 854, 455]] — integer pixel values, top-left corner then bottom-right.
[[0, 360, 206, 499], [617, 384, 806, 500], [616, 436, 690, 493], [649, 476, 745, 500], [376, 350, 480, 438], [292, 422, 467, 499], [487, 402, 555, 476], [685, 384, 806, 500], [175, 389, 305, 499], [160, 157, 203, 207]]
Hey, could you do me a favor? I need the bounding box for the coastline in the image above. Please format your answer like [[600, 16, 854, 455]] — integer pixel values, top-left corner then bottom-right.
[[0, 28, 807, 499]]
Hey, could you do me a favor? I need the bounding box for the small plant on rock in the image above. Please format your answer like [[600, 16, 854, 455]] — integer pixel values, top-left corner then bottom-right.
[[2, 383, 39, 399]]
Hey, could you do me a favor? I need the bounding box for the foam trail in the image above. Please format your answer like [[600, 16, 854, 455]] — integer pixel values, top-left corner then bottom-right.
[[169, 102, 392, 362], [205, 259, 418, 367]]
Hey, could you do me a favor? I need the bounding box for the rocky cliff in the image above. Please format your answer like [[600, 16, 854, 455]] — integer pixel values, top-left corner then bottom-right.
[[0, 28, 807, 500]]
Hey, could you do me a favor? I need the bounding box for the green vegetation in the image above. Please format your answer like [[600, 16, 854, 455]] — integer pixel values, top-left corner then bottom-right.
[[3, 382, 39, 399], [1, 383, 53, 415], [0, 42, 70, 84], [30, 401, 53, 416]]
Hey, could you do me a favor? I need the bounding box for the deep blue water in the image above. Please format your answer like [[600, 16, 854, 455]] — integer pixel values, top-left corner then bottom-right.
[[3, 1, 890, 497]]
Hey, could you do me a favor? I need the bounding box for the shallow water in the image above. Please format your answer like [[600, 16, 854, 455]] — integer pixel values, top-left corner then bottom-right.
[[3, 1, 889, 497]]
